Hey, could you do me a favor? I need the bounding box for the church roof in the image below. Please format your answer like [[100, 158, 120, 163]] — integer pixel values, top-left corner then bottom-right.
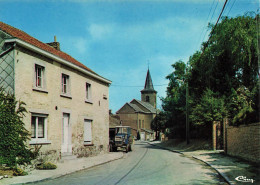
[[130, 99, 157, 114], [128, 103, 146, 113], [141, 69, 157, 93]]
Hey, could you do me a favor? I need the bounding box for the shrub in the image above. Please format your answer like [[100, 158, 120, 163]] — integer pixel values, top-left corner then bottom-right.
[[36, 162, 57, 170], [0, 89, 34, 167], [13, 167, 28, 176]]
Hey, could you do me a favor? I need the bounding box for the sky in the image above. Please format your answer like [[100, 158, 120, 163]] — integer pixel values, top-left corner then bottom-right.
[[0, 0, 258, 113]]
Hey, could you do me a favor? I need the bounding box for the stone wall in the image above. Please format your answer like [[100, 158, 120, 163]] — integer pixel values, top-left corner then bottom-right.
[[226, 122, 260, 163]]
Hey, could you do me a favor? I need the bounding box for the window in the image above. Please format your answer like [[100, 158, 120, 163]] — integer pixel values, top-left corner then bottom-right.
[[31, 114, 47, 140], [35, 64, 45, 88], [146, 96, 150, 102], [139, 120, 141, 129], [84, 119, 92, 145], [86, 83, 92, 101], [61, 74, 70, 94], [142, 120, 144, 129]]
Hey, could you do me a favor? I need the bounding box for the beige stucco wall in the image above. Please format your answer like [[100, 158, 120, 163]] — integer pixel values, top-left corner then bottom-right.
[[14, 47, 109, 160]]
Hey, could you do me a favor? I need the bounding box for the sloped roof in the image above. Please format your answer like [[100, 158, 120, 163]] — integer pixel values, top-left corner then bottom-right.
[[131, 99, 157, 114], [109, 114, 121, 128], [0, 21, 97, 75], [141, 69, 157, 93], [128, 103, 145, 113]]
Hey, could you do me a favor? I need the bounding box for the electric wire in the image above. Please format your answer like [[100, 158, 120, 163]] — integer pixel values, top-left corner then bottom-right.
[[196, 0, 217, 49], [201, 0, 220, 43], [225, 0, 237, 17], [201, 0, 229, 54]]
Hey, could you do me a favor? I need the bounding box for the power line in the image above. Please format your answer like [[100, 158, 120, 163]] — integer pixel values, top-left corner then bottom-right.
[[202, 0, 220, 43], [202, 0, 229, 54], [197, 0, 217, 49], [111, 84, 168, 87], [226, 0, 237, 17]]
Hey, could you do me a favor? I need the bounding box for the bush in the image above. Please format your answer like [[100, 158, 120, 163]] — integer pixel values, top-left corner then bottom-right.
[[36, 162, 57, 170], [13, 167, 28, 176], [0, 89, 34, 167]]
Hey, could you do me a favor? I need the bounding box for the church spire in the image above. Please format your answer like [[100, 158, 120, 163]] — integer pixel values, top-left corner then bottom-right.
[[142, 69, 156, 93], [141, 68, 157, 108]]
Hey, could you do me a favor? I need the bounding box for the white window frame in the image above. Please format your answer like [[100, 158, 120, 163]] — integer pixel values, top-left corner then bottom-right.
[[33, 63, 47, 93], [61, 73, 71, 96], [84, 119, 93, 145], [85, 83, 92, 103], [30, 113, 51, 145]]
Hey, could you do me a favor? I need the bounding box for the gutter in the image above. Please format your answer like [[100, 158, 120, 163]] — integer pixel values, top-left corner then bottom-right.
[[5, 38, 112, 85]]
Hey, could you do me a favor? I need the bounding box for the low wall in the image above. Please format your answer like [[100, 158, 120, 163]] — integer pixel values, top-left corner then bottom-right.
[[226, 122, 260, 163]]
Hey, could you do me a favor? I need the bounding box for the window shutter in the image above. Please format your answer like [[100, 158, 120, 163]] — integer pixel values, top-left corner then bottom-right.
[[84, 120, 92, 143]]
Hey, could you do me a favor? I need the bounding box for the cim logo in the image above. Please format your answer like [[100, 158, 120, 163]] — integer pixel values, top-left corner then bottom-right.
[[235, 176, 254, 183]]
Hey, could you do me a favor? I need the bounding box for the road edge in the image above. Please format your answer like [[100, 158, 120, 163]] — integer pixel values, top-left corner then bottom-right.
[[146, 141, 232, 185], [6, 152, 124, 185]]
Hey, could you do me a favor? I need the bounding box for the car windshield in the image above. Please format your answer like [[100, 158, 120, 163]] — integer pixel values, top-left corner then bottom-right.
[[116, 127, 128, 134]]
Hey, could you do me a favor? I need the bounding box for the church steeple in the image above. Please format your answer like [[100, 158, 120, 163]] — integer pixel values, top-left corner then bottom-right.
[[141, 69, 157, 108]]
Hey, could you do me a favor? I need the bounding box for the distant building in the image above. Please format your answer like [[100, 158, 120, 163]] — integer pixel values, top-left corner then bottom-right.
[[0, 21, 111, 160], [116, 69, 157, 141]]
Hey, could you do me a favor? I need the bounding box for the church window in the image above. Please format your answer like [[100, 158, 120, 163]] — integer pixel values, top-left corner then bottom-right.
[[146, 96, 150, 102]]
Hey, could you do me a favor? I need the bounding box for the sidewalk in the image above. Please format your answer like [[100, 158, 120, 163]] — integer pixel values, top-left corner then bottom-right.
[[1, 152, 123, 185], [148, 141, 259, 185]]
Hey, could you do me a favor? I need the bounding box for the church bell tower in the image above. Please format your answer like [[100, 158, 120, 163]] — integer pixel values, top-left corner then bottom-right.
[[141, 69, 157, 108]]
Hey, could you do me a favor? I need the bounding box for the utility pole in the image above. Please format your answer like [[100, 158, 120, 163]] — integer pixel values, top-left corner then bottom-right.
[[186, 77, 190, 145], [186, 66, 190, 145]]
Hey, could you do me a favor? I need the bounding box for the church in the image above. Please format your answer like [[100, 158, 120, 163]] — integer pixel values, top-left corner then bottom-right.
[[116, 69, 158, 141]]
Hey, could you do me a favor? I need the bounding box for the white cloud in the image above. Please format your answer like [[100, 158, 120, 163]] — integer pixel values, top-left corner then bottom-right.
[[87, 24, 114, 40]]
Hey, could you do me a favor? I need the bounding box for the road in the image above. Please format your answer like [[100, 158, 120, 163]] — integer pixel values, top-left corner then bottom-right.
[[35, 142, 227, 185]]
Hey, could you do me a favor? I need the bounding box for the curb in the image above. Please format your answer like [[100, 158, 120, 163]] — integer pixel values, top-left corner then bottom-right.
[[147, 142, 233, 185], [192, 156, 233, 185], [3, 153, 124, 185]]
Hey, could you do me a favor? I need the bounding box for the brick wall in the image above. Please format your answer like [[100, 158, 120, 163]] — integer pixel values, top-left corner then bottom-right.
[[226, 122, 260, 163]]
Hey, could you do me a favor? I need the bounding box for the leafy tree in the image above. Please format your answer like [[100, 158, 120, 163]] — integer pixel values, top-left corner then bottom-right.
[[151, 111, 167, 140], [162, 13, 259, 140], [0, 89, 34, 167], [189, 13, 259, 126], [161, 60, 188, 139]]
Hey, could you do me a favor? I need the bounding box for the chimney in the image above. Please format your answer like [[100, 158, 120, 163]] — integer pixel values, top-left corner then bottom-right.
[[46, 36, 60, 51]]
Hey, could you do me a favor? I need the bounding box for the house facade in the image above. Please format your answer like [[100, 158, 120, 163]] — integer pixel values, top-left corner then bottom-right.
[[0, 22, 111, 160], [116, 69, 157, 141]]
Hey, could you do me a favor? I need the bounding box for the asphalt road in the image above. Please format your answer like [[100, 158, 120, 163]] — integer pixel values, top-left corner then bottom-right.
[[35, 142, 227, 185]]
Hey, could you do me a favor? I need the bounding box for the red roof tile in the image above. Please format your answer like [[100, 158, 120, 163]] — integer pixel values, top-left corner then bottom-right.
[[0, 21, 95, 74]]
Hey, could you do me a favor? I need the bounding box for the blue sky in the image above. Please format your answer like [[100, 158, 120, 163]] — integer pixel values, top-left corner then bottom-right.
[[0, 0, 258, 113]]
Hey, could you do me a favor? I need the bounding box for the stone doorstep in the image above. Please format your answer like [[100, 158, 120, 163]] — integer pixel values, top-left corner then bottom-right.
[[60, 152, 78, 162]]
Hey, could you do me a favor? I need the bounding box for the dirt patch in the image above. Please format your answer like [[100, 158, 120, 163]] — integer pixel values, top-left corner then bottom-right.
[[158, 139, 212, 151], [0, 169, 13, 177]]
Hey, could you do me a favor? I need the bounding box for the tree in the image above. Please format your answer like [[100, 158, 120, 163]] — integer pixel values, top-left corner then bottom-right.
[[0, 89, 34, 167], [151, 111, 167, 140], [161, 60, 188, 139], [189, 13, 259, 126]]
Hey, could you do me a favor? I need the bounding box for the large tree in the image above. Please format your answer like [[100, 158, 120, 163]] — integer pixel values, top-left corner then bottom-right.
[[189, 13, 259, 126], [162, 13, 259, 140], [161, 60, 187, 139]]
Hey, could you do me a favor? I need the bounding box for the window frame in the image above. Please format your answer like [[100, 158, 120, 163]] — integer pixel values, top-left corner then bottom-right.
[[33, 64, 47, 93], [61, 73, 71, 96], [30, 113, 51, 145], [85, 82, 92, 103]]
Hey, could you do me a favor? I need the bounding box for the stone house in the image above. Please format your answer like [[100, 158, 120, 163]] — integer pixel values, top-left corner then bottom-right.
[[0, 22, 111, 160], [116, 69, 157, 141]]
